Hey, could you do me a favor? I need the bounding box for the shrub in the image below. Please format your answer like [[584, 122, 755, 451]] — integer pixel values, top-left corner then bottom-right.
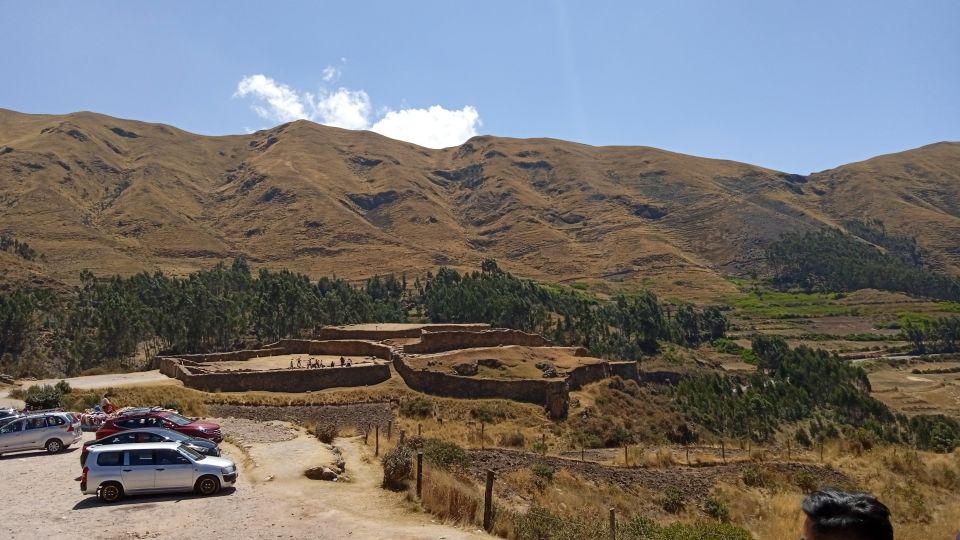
[[661, 486, 684, 514], [498, 431, 526, 448], [381, 444, 413, 490], [422, 438, 470, 470], [399, 397, 434, 418], [161, 401, 181, 412], [470, 403, 510, 424], [54, 379, 72, 395], [313, 423, 338, 444], [742, 465, 772, 488], [793, 470, 818, 493], [794, 427, 812, 447], [23, 384, 62, 410], [531, 463, 554, 482], [702, 495, 730, 522]]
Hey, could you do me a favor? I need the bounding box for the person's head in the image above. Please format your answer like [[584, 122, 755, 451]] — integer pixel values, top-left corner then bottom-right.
[[801, 490, 893, 540]]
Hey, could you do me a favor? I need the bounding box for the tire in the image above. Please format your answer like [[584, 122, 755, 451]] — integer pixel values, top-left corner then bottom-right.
[[195, 475, 220, 496], [98, 482, 123, 503], [45, 439, 63, 453]]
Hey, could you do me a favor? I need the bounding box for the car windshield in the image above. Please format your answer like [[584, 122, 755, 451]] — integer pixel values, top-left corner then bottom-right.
[[164, 413, 194, 426], [179, 444, 205, 460], [152, 428, 190, 441]]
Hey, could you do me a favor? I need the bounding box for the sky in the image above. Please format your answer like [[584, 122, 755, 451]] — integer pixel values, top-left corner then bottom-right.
[[1, 1, 957, 174]]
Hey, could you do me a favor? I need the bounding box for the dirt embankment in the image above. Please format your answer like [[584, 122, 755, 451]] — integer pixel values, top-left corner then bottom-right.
[[466, 448, 850, 502]]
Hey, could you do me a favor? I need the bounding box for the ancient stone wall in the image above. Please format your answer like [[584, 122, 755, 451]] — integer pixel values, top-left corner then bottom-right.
[[316, 324, 490, 341], [157, 356, 390, 393], [403, 329, 552, 355], [565, 361, 639, 390], [268, 339, 393, 359], [392, 353, 569, 418]]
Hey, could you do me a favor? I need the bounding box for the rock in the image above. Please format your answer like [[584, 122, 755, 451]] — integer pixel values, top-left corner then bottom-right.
[[320, 467, 338, 481], [541, 366, 558, 378], [0, 373, 14, 384], [451, 362, 478, 376], [477, 358, 502, 369]]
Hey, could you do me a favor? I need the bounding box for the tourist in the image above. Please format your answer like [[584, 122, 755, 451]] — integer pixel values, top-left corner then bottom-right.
[[289, 360, 294, 369], [101, 394, 115, 414], [800, 490, 893, 540], [346, 358, 352, 367], [340, 356, 345, 367], [297, 358, 302, 368]]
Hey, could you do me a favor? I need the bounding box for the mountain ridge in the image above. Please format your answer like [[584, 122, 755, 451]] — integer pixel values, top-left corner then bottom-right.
[[1, 108, 958, 299]]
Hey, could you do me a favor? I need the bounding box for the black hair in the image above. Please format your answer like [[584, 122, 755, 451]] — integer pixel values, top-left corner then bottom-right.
[[802, 490, 893, 540]]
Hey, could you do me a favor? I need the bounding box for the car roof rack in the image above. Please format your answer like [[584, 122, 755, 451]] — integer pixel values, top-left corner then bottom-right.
[[21, 408, 65, 415]]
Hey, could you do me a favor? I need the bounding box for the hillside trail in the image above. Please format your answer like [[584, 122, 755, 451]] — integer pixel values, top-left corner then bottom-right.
[[242, 428, 487, 539]]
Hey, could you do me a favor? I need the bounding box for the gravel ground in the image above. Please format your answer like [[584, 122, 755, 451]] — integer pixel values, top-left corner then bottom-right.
[[214, 416, 298, 445]]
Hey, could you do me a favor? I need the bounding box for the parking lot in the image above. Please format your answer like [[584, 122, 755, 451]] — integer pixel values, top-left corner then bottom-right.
[[0, 419, 483, 540]]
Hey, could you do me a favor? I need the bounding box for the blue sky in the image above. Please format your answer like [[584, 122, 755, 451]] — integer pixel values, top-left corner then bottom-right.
[[2, 1, 957, 173]]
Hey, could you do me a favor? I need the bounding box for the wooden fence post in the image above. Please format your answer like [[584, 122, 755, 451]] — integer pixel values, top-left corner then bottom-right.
[[416, 451, 423, 499], [400, 430, 406, 446], [721, 439, 726, 463], [375, 425, 380, 457], [481, 422, 485, 450], [388, 420, 392, 440], [483, 469, 495, 532], [623, 445, 628, 466], [686, 444, 690, 465], [581, 446, 585, 462], [609, 507, 617, 540], [418, 423, 422, 437]]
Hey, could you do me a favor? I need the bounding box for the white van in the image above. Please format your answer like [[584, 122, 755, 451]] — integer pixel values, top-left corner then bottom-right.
[[0, 412, 82, 455], [81, 441, 237, 502]]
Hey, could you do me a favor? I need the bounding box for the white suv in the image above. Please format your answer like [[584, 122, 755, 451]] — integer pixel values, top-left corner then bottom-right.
[[0, 412, 82, 455], [81, 441, 238, 503]]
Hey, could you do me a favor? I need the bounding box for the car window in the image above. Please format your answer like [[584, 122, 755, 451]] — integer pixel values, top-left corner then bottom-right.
[[119, 433, 138, 443], [127, 449, 155, 466], [117, 418, 138, 428], [97, 451, 123, 466], [46, 415, 65, 426], [26, 418, 47, 430], [156, 449, 191, 465], [147, 433, 165, 442], [0, 420, 23, 433]]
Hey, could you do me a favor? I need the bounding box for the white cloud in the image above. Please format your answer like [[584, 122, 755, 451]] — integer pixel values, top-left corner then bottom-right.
[[371, 105, 480, 149], [321, 65, 340, 82], [235, 73, 481, 148]]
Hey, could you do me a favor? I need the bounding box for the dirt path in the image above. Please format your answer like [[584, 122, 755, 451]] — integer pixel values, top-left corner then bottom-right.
[[24, 370, 178, 391], [0, 420, 486, 540]]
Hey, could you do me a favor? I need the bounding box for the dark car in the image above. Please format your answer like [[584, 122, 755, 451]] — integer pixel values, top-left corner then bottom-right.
[[80, 427, 221, 466], [95, 408, 223, 443]]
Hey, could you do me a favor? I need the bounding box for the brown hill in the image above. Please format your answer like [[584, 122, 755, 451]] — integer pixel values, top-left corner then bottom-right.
[[0, 108, 957, 297]]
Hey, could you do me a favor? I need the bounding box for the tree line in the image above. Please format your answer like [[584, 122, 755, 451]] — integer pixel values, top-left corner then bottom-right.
[[0, 258, 727, 377], [902, 315, 960, 354], [0, 233, 40, 261], [766, 226, 960, 301], [674, 335, 960, 452]]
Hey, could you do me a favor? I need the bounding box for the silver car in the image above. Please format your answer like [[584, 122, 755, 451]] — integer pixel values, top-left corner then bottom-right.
[[81, 441, 238, 503], [0, 412, 82, 455]]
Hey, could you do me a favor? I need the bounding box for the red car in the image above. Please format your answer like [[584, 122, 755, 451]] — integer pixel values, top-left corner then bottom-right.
[[94, 408, 223, 443]]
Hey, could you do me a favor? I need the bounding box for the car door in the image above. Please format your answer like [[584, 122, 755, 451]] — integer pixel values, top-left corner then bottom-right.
[[153, 449, 195, 490], [22, 417, 48, 449], [121, 449, 156, 492], [0, 419, 26, 450]]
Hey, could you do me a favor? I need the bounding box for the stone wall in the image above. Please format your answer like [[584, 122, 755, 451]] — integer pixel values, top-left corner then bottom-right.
[[403, 329, 552, 355], [268, 339, 393, 359], [158, 356, 390, 393], [392, 353, 568, 419], [317, 324, 490, 341], [565, 361, 639, 390]]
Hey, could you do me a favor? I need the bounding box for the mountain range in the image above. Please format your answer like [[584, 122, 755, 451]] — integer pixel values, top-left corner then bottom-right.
[[1, 108, 957, 298]]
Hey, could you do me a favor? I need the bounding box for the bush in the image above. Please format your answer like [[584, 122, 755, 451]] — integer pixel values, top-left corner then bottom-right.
[[470, 403, 510, 424], [54, 379, 72, 395], [399, 397, 434, 418], [742, 465, 772, 488], [661, 486, 684, 514], [312, 423, 338, 444], [793, 470, 818, 493], [422, 438, 469, 470], [23, 384, 62, 410], [620, 516, 752, 539], [381, 444, 413, 490], [702, 495, 730, 522], [161, 401, 181, 412], [498, 431, 526, 448], [531, 463, 554, 482]]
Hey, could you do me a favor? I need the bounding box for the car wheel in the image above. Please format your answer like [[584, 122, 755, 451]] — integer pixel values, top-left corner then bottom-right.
[[98, 482, 123, 503], [195, 475, 220, 496], [45, 439, 63, 453]]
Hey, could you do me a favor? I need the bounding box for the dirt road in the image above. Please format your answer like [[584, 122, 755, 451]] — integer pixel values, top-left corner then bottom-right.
[[0, 420, 486, 540]]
